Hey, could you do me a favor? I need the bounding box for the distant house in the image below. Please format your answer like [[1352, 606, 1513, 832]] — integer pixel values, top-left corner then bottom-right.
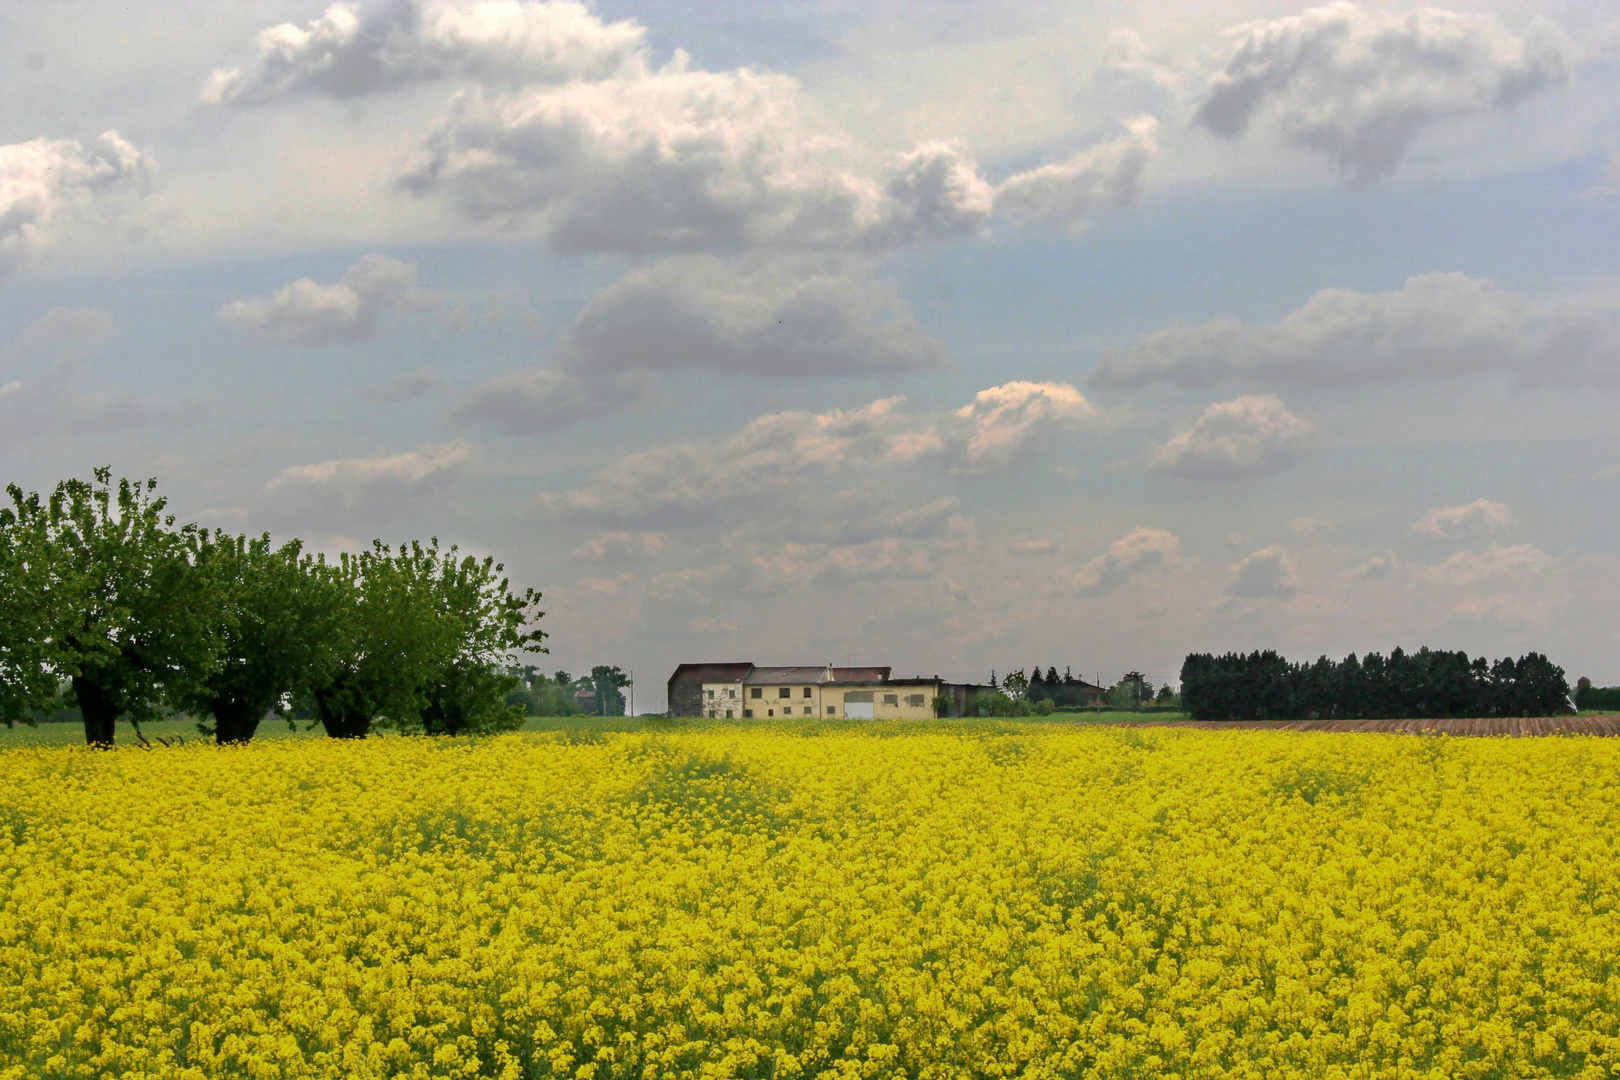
[[666, 663, 755, 719], [668, 662, 982, 719]]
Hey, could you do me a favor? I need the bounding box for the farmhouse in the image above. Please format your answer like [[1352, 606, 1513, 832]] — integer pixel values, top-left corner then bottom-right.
[[668, 663, 986, 719]]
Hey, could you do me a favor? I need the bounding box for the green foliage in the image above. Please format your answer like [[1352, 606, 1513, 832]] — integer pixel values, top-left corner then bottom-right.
[[303, 539, 547, 739], [9, 470, 220, 745], [505, 667, 584, 717], [1181, 647, 1573, 721], [0, 487, 59, 727], [1000, 669, 1030, 702], [1575, 681, 1620, 711], [588, 665, 630, 717], [181, 533, 322, 744]]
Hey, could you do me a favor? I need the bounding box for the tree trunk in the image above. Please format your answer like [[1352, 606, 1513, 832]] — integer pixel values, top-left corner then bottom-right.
[[314, 690, 370, 739], [73, 674, 118, 747], [211, 697, 263, 745]]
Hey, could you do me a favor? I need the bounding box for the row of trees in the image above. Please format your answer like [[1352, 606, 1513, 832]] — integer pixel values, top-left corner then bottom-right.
[[1180, 648, 1572, 722], [1, 470, 548, 745], [505, 666, 631, 718], [989, 667, 1178, 709], [1575, 679, 1620, 712]]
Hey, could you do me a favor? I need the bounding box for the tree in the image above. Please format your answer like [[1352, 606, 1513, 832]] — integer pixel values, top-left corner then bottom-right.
[[301, 547, 435, 739], [302, 539, 547, 738], [178, 533, 322, 744], [588, 665, 630, 717], [24, 470, 220, 746], [418, 544, 547, 735], [0, 486, 61, 727], [1001, 668, 1029, 702]]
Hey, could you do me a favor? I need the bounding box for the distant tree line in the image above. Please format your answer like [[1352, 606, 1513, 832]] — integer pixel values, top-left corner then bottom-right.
[[1180, 648, 1572, 722], [505, 666, 631, 717], [1575, 679, 1620, 712], [1, 469, 550, 746]]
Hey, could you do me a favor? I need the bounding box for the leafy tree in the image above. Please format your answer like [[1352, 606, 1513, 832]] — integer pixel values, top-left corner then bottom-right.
[[301, 547, 435, 739], [0, 486, 61, 727], [588, 665, 630, 717], [179, 533, 321, 744], [1001, 669, 1029, 702], [417, 544, 546, 735], [21, 470, 220, 746], [302, 539, 547, 738]]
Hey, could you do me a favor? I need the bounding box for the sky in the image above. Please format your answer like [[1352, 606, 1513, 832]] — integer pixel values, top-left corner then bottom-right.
[[4, 0, 1619, 710]]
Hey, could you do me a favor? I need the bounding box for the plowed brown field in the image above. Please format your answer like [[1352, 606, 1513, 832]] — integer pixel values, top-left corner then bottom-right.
[[1098, 714, 1620, 736]]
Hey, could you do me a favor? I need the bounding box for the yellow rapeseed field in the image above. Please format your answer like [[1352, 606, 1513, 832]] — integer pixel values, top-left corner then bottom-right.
[[3, 723, 1618, 1079]]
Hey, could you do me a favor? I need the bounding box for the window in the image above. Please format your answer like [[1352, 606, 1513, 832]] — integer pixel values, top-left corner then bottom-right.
[[706, 689, 714, 699], [725, 709, 733, 718], [906, 694, 925, 707], [768, 709, 774, 717], [779, 687, 790, 698], [883, 694, 898, 706], [751, 687, 762, 699], [802, 687, 812, 698], [743, 709, 753, 718], [827, 706, 836, 715], [728, 688, 737, 698]]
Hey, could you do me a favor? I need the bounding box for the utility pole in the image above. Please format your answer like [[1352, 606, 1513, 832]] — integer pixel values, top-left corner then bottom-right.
[[629, 669, 634, 717]]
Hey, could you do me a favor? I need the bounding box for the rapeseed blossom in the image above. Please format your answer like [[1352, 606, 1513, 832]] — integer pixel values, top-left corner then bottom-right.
[[2, 724, 1618, 1078]]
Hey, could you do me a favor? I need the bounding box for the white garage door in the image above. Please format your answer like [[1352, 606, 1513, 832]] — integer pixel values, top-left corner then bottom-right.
[[844, 701, 874, 719]]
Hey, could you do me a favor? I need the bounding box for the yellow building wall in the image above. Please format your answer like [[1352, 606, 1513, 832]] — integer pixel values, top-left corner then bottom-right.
[[741, 681, 825, 718], [739, 682, 940, 719], [700, 683, 745, 718]]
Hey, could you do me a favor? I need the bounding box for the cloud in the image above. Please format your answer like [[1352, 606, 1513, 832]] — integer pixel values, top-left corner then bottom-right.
[[1349, 551, 1399, 581], [0, 307, 116, 366], [1012, 537, 1054, 555], [864, 141, 995, 246], [534, 381, 1093, 525], [202, 0, 647, 105], [1193, 3, 1570, 185], [1414, 543, 1550, 587], [1056, 527, 1180, 596], [364, 369, 442, 402], [571, 531, 665, 562], [1090, 273, 1620, 389], [1152, 394, 1314, 479], [562, 256, 945, 377], [535, 396, 907, 524], [0, 132, 148, 277], [576, 573, 633, 596], [946, 381, 1096, 475], [0, 363, 202, 447], [219, 255, 420, 345], [1226, 545, 1298, 600], [1288, 516, 1329, 536], [262, 439, 475, 517], [750, 537, 937, 591], [449, 368, 647, 434], [993, 117, 1158, 234], [1409, 499, 1512, 542], [396, 65, 882, 252]]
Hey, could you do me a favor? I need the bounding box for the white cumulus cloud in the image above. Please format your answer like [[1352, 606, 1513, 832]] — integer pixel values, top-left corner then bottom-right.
[[1056, 527, 1180, 597], [993, 117, 1158, 234], [1415, 543, 1550, 587], [202, 0, 647, 105], [562, 256, 945, 378], [262, 439, 475, 520], [1193, 2, 1570, 185], [1409, 499, 1512, 542], [947, 381, 1096, 475], [0, 132, 147, 278], [1090, 273, 1620, 389], [1226, 545, 1299, 600], [449, 368, 647, 434], [1152, 394, 1314, 479], [219, 255, 420, 345]]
